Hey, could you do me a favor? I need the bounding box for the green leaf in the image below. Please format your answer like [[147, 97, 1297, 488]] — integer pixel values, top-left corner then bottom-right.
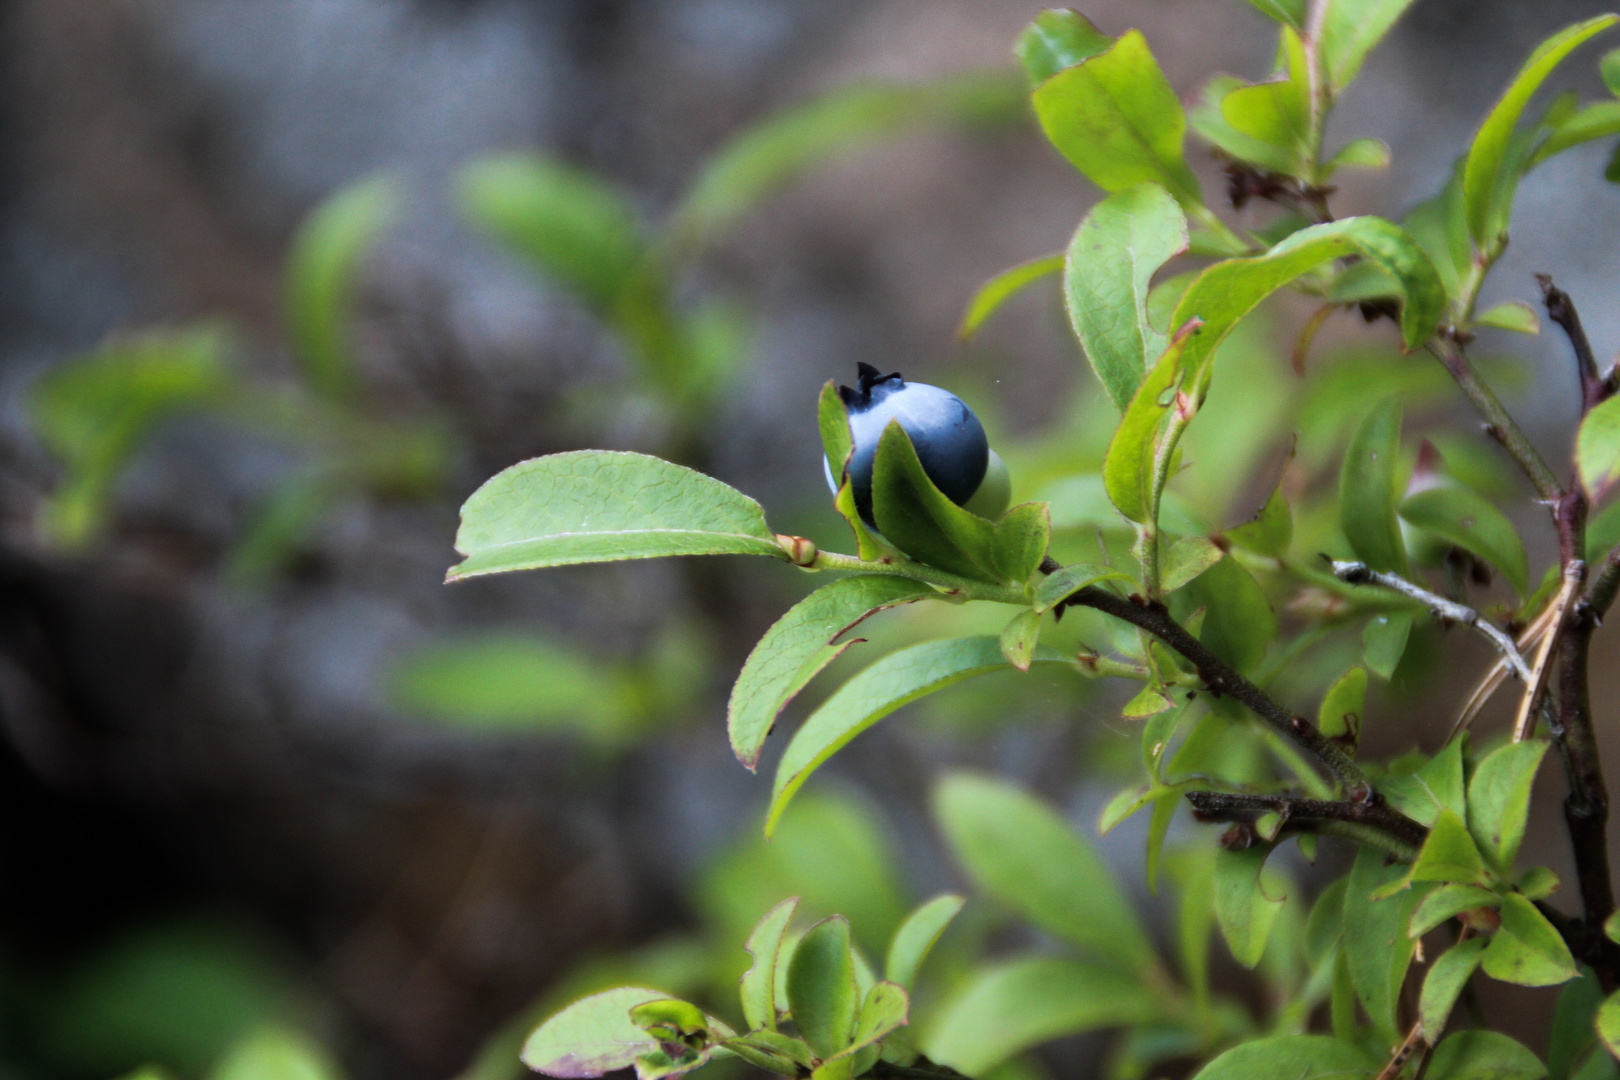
[[1219, 29, 1312, 177], [1578, 394, 1620, 496], [728, 576, 939, 769], [1317, 666, 1367, 746], [767, 641, 1069, 835], [211, 1027, 340, 1080], [1482, 893, 1577, 986], [1520, 866, 1561, 901], [885, 894, 965, 991], [1015, 9, 1114, 85], [994, 503, 1052, 583], [1599, 989, 1620, 1060], [1463, 15, 1620, 244], [1214, 845, 1286, 968], [1033, 562, 1131, 613], [1344, 846, 1423, 1042], [1241, 0, 1305, 29], [819, 383, 883, 561], [786, 917, 859, 1060], [958, 254, 1064, 340], [1064, 183, 1189, 410], [1537, 101, 1620, 166], [1103, 321, 1198, 524], [1189, 1034, 1379, 1080], [1225, 488, 1292, 557], [671, 77, 1022, 245], [1121, 686, 1174, 719], [923, 957, 1160, 1076], [1409, 883, 1499, 938], [522, 987, 674, 1077], [1319, 0, 1420, 92], [1362, 610, 1415, 680], [999, 610, 1042, 672], [629, 1000, 709, 1044], [1410, 808, 1491, 887], [1341, 399, 1409, 574], [448, 451, 785, 580], [1548, 970, 1605, 1080], [1427, 1030, 1549, 1080], [843, 982, 908, 1055], [284, 172, 400, 399], [1401, 486, 1529, 594], [741, 899, 798, 1031], [934, 772, 1155, 973], [871, 421, 1001, 581], [1326, 137, 1393, 174], [1191, 75, 1301, 176], [1161, 536, 1223, 593], [721, 1037, 800, 1077], [1468, 739, 1549, 872], [1475, 301, 1541, 334], [1176, 555, 1277, 673], [1175, 219, 1444, 385], [1382, 736, 1467, 826], [1031, 31, 1201, 206]]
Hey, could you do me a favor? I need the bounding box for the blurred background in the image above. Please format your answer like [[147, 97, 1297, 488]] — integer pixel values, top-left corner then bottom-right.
[[4, 1, 1620, 1078]]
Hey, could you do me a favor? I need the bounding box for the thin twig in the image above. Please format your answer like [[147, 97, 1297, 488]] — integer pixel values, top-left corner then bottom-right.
[[1539, 274, 1611, 409], [1511, 565, 1580, 741], [1427, 335, 1563, 502], [1328, 561, 1533, 683], [1449, 608, 1556, 739]]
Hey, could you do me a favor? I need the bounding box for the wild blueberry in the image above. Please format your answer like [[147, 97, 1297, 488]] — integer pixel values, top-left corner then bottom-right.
[[826, 362, 992, 527]]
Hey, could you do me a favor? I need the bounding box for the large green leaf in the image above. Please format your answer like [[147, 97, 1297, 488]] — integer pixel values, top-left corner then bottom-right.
[[1217, 28, 1312, 177], [729, 576, 940, 770], [741, 899, 798, 1032], [448, 451, 785, 580], [1427, 1030, 1549, 1080], [1031, 31, 1201, 206], [1318, 0, 1421, 92], [885, 894, 964, 992], [521, 987, 671, 1077], [786, 917, 859, 1060], [923, 957, 1159, 1076], [1482, 893, 1576, 987], [1409, 808, 1490, 888], [1467, 739, 1549, 873], [1190, 1034, 1379, 1080], [1577, 394, 1620, 496], [672, 77, 1021, 245], [934, 772, 1155, 973], [1171, 218, 1445, 390], [1176, 555, 1278, 673], [1344, 846, 1423, 1042], [871, 422, 1001, 581], [1214, 845, 1286, 968], [1015, 10, 1114, 85], [1064, 183, 1189, 410], [958, 253, 1064, 340], [1340, 400, 1409, 574], [284, 172, 401, 400], [1463, 15, 1619, 244], [1548, 970, 1606, 1080], [1191, 75, 1301, 177], [766, 640, 1069, 836], [1400, 486, 1529, 594]]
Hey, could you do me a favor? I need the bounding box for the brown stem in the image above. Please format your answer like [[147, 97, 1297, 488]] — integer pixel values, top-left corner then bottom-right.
[[1185, 791, 1426, 859], [1539, 275, 1611, 409], [1428, 335, 1563, 502]]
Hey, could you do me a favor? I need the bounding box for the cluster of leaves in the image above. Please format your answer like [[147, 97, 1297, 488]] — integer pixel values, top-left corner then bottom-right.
[[452, 1, 1620, 1078]]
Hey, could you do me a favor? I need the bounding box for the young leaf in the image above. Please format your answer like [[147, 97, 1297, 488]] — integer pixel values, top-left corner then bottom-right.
[[522, 988, 674, 1078], [1468, 739, 1549, 872], [1191, 75, 1302, 176], [1577, 394, 1620, 496], [935, 772, 1156, 973], [1015, 9, 1114, 85], [1121, 686, 1174, 719], [1400, 486, 1529, 594], [994, 503, 1052, 583], [1362, 610, 1415, 680], [1064, 183, 1189, 411], [999, 610, 1042, 672], [1325, 137, 1392, 174], [728, 576, 939, 769], [842, 982, 908, 1055], [767, 640, 1069, 835], [885, 894, 965, 991], [819, 383, 883, 561], [448, 452, 786, 580], [958, 254, 1064, 340], [1382, 736, 1468, 826], [1317, 666, 1367, 747], [923, 957, 1160, 1076], [1241, 0, 1305, 27], [1344, 846, 1423, 1042], [1103, 321, 1199, 523], [1317, 0, 1420, 92], [1475, 301, 1541, 334], [1341, 399, 1409, 574], [1463, 15, 1620, 244], [1409, 883, 1499, 939], [1188, 1035, 1379, 1080], [1214, 845, 1286, 968], [787, 917, 859, 1060], [1033, 562, 1131, 613], [1482, 893, 1577, 986], [1031, 31, 1202, 206], [1161, 536, 1223, 593], [1225, 488, 1293, 558], [741, 899, 798, 1031], [1410, 808, 1491, 887], [1171, 218, 1445, 383], [871, 421, 1001, 582], [1426, 1030, 1549, 1080], [284, 173, 400, 400], [1218, 29, 1312, 177]]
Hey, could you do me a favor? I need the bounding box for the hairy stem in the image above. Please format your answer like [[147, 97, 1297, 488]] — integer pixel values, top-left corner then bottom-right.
[[1185, 791, 1426, 860]]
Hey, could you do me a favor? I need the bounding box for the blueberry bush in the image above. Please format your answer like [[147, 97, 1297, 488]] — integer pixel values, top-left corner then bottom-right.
[[455, 4, 1620, 1079]]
